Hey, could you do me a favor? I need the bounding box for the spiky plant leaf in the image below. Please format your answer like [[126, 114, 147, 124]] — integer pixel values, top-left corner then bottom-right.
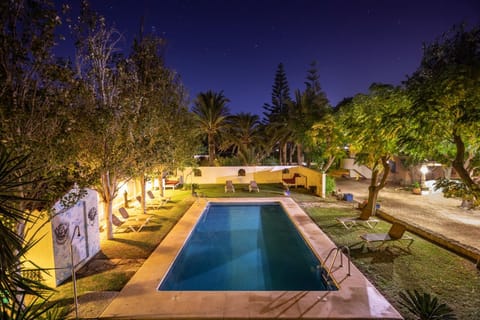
[[0, 146, 65, 319], [399, 290, 457, 320]]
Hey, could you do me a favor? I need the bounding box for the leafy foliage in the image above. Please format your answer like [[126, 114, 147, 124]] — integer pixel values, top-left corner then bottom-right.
[[309, 112, 346, 172], [325, 175, 336, 195], [0, 0, 80, 207], [0, 147, 67, 319], [404, 24, 480, 203], [287, 62, 331, 166], [263, 63, 291, 124], [263, 63, 292, 164], [434, 178, 479, 207], [192, 90, 231, 166], [339, 83, 411, 217], [221, 113, 263, 165], [399, 290, 457, 320]]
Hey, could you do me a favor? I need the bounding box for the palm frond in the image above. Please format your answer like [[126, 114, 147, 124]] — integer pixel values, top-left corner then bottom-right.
[[399, 290, 457, 320]]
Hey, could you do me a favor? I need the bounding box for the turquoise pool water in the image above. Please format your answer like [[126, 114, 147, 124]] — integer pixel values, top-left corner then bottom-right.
[[158, 202, 336, 291]]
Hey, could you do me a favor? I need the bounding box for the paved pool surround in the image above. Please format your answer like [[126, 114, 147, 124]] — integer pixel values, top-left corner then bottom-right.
[[100, 198, 403, 319]]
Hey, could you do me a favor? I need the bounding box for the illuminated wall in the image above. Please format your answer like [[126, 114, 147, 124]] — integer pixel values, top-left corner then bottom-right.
[[26, 188, 100, 287]]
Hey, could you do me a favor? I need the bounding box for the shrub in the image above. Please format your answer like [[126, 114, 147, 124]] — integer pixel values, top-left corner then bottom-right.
[[326, 176, 336, 195], [399, 290, 457, 320]]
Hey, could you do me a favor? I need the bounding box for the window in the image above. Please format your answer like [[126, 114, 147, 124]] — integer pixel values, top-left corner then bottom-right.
[[193, 169, 202, 177], [238, 169, 246, 176], [388, 161, 397, 173]]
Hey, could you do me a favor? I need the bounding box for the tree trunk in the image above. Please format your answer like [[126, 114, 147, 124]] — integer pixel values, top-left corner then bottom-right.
[[140, 174, 147, 214], [360, 156, 391, 219], [208, 133, 215, 166], [288, 143, 293, 164], [304, 146, 311, 167], [278, 143, 282, 165], [281, 143, 287, 165], [443, 166, 452, 180], [323, 156, 336, 172], [296, 143, 303, 165], [101, 170, 117, 240], [452, 133, 480, 198], [157, 174, 164, 197], [103, 199, 113, 239]]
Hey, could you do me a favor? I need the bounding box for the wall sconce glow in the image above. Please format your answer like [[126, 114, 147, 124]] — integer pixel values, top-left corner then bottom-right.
[[420, 165, 428, 174], [420, 165, 428, 189]]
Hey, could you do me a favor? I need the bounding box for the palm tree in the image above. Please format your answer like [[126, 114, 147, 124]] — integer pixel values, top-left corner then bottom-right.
[[288, 89, 330, 165], [192, 90, 230, 166], [221, 112, 262, 165], [265, 115, 293, 165]]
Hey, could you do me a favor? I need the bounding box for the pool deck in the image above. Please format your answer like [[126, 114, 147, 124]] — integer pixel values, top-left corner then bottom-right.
[[100, 197, 402, 319]]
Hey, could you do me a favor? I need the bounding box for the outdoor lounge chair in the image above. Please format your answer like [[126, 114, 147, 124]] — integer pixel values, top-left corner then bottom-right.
[[225, 180, 235, 193], [359, 222, 414, 251], [163, 178, 181, 190], [112, 214, 146, 232], [118, 207, 153, 223], [249, 180, 260, 192], [147, 190, 170, 206], [137, 193, 168, 210], [337, 204, 379, 229], [336, 216, 379, 229]]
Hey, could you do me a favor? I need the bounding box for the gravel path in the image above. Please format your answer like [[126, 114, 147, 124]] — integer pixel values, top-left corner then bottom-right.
[[336, 179, 480, 253]]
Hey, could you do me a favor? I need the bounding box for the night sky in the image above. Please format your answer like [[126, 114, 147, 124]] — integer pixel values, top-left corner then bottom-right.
[[60, 0, 480, 115]]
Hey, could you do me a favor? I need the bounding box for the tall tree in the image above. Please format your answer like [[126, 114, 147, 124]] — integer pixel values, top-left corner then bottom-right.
[[304, 60, 324, 96], [340, 83, 411, 218], [405, 24, 480, 206], [287, 62, 330, 165], [125, 33, 193, 209], [72, 2, 132, 239], [263, 63, 292, 164], [0, 0, 78, 207], [0, 1, 82, 316], [309, 111, 347, 172], [192, 90, 230, 166], [263, 63, 291, 122], [221, 112, 262, 165]]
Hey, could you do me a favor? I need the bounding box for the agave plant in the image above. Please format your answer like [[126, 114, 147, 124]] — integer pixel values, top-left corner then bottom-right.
[[399, 290, 457, 320], [0, 146, 68, 319]]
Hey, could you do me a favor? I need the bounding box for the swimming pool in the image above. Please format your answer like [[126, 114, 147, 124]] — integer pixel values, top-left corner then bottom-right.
[[159, 202, 336, 291], [101, 198, 402, 319]]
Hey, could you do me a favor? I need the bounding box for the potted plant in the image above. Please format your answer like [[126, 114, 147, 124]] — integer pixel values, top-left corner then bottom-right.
[[412, 182, 421, 195]]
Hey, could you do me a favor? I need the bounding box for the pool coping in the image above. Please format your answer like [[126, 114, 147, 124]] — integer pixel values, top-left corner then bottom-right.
[[100, 198, 403, 319]]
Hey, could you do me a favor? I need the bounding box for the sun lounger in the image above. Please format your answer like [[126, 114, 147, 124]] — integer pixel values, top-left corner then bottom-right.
[[147, 190, 170, 206], [225, 180, 235, 193], [137, 193, 168, 210], [359, 222, 414, 251], [163, 178, 180, 190], [336, 216, 379, 229], [249, 180, 260, 192], [118, 207, 152, 223], [112, 214, 146, 232]]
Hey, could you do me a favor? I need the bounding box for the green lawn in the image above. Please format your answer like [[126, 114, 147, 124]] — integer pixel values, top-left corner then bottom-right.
[[50, 189, 195, 310], [50, 183, 480, 319], [191, 182, 289, 197], [304, 204, 480, 320]]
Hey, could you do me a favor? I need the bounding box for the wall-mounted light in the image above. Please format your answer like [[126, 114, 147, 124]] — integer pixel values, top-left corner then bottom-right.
[[420, 165, 428, 188], [420, 165, 428, 175]]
